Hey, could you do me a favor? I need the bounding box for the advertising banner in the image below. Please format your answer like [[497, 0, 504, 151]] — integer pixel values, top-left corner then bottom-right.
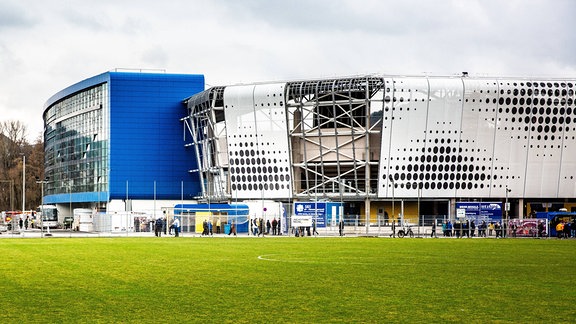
[[292, 215, 313, 227], [507, 219, 547, 238], [294, 202, 326, 227], [455, 202, 502, 221]]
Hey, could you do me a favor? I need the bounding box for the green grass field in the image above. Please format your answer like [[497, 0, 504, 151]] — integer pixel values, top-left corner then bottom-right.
[[0, 237, 574, 323]]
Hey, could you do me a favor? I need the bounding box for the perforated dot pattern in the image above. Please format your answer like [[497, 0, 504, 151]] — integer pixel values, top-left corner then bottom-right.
[[379, 78, 576, 198], [224, 84, 292, 199]]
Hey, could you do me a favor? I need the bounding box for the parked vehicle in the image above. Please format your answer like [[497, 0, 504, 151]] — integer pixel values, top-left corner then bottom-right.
[[36, 205, 59, 228], [3, 211, 22, 231], [397, 225, 415, 238]]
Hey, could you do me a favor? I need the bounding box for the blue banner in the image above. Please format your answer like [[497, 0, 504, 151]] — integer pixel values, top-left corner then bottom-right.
[[294, 202, 326, 227], [456, 202, 502, 221]]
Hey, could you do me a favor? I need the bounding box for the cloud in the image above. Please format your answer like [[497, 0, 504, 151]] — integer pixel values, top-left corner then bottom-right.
[[0, 1, 35, 30], [141, 47, 169, 66], [0, 0, 575, 142]]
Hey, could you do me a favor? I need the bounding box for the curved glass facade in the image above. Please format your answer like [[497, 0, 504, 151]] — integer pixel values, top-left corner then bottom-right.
[[44, 83, 109, 199]]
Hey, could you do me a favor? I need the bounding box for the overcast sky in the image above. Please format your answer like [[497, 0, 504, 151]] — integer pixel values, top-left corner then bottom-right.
[[1, 0, 575, 141]]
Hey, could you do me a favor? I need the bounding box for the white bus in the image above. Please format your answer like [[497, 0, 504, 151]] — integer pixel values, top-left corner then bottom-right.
[[36, 205, 59, 228]]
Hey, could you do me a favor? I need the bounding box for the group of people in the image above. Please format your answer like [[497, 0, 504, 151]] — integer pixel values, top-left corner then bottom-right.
[[439, 220, 509, 238], [18, 216, 31, 230], [436, 219, 555, 238], [293, 225, 320, 237], [292, 219, 321, 237], [201, 219, 213, 236], [154, 216, 180, 237], [251, 218, 282, 236], [555, 219, 576, 238]]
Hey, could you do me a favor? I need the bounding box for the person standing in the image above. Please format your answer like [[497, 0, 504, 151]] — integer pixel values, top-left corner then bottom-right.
[[228, 221, 237, 236], [272, 218, 278, 235], [266, 219, 271, 235], [258, 218, 264, 237], [538, 220, 545, 238], [339, 218, 345, 237], [173, 217, 180, 237], [155, 217, 164, 237], [24, 216, 29, 230], [563, 221, 570, 238], [312, 219, 319, 236], [431, 220, 436, 238], [277, 218, 282, 235], [252, 218, 258, 236], [555, 221, 564, 239]]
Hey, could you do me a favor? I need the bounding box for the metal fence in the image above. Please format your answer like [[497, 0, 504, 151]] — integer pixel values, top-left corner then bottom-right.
[[0, 212, 565, 240]]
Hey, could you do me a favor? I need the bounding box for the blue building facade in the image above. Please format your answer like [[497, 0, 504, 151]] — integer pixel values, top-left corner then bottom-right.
[[43, 71, 204, 210]]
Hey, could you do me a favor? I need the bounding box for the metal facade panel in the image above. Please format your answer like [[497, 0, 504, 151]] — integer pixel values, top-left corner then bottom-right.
[[224, 83, 291, 199], [252, 83, 292, 198], [378, 78, 394, 198], [459, 79, 498, 197], [423, 78, 464, 198], [558, 82, 576, 197], [106, 73, 204, 200], [521, 80, 576, 198], [523, 81, 561, 197], [380, 77, 576, 200], [491, 80, 532, 198], [223, 85, 256, 199], [378, 77, 430, 198]]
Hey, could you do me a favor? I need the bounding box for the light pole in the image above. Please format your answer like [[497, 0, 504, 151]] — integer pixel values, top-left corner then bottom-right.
[[417, 186, 421, 237], [22, 155, 25, 213], [505, 186, 511, 238], [18, 155, 25, 234], [391, 178, 395, 226], [69, 181, 72, 225], [36, 177, 51, 237], [390, 177, 396, 237]]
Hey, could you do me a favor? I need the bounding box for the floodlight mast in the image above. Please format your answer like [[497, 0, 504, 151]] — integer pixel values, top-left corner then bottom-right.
[[20, 155, 25, 235], [505, 186, 511, 238], [391, 178, 395, 228]]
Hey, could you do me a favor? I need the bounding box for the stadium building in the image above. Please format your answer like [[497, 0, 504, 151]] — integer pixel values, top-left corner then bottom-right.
[[43, 71, 576, 230], [42, 71, 204, 218], [183, 74, 576, 225]]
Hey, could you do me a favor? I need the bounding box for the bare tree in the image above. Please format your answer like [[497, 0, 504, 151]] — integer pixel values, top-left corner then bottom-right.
[[0, 120, 44, 211], [0, 121, 27, 171]]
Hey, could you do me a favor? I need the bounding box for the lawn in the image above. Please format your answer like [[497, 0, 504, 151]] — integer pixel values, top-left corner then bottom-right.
[[0, 237, 574, 323]]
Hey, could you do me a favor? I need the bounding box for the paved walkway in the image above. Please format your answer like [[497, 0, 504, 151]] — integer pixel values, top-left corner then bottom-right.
[[0, 225, 441, 239]]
